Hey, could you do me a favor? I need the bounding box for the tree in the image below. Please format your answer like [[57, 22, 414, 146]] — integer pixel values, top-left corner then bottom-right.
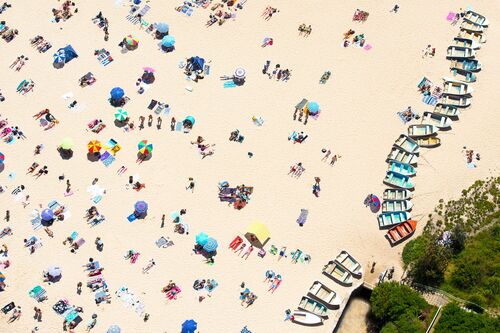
[[370, 282, 428, 323], [402, 235, 429, 267], [449, 224, 466, 254], [406, 239, 450, 286]]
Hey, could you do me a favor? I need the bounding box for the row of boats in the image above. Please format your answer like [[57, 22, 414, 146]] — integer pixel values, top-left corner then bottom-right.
[[379, 10, 488, 246], [291, 250, 363, 326]]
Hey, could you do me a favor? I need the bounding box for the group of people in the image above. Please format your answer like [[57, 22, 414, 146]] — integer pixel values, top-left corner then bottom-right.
[[30, 35, 52, 53], [9, 55, 28, 71], [342, 29, 366, 48], [264, 270, 283, 293], [239, 285, 258, 307], [0, 21, 18, 43], [33, 108, 59, 131], [321, 149, 341, 166], [262, 6, 278, 20], [288, 162, 305, 178], [218, 182, 253, 210], [298, 24, 312, 37], [52, 1, 77, 23], [262, 61, 291, 82]]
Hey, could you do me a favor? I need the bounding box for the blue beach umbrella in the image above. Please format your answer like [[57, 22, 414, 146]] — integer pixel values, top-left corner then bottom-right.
[[110, 87, 125, 100], [134, 201, 148, 214], [181, 319, 198, 333], [41, 208, 54, 221], [107, 325, 121, 333], [184, 116, 195, 126], [307, 101, 320, 114], [161, 35, 175, 47], [157, 23, 169, 34], [203, 238, 218, 253], [195, 232, 209, 246], [53, 50, 66, 63]]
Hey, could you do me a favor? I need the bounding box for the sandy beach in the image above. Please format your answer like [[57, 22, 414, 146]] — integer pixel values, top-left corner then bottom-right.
[[0, 0, 499, 332]]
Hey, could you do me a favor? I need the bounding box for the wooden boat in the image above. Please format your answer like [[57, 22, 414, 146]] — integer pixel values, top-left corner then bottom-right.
[[393, 134, 419, 154], [322, 261, 353, 286], [387, 161, 416, 176], [298, 296, 329, 318], [382, 199, 413, 213], [386, 220, 417, 245], [416, 136, 441, 148], [446, 46, 475, 60], [460, 20, 486, 33], [308, 281, 342, 309], [383, 171, 414, 190], [450, 68, 476, 83], [438, 95, 471, 108], [442, 78, 474, 96], [387, 147, 418, 165], [378, 211, 411, 229], [449, 59, 481, 72], [408, 124, 438, 138], [434, 104, 460, 119], [292, 310, 323, 326], [383, 188, 412, 201], [452, 37, 480, 50], [458, 29, 487, 44], [335, 250, 363, 278], [464, 10, 489, 27], [422, 112, 453, 129]]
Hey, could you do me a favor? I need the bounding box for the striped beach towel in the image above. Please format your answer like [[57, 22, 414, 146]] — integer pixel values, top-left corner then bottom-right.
[[422, 95, 437, 106]]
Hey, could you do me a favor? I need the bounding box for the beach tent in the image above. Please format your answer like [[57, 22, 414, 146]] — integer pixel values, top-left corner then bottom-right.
[[245, 221, 270, 248], [41, 208, 54, 221], [203, 238, 218, 253], [181, 319, 198, 333], [107, 326, 121, 333], [187, 56, 205, 72], [195, 232, 209, 246]]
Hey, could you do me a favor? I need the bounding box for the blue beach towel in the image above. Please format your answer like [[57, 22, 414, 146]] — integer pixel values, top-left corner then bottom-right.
[[127, 213, 137, 222], [422, 95, 437, 106], [224, 81, 237, 88]]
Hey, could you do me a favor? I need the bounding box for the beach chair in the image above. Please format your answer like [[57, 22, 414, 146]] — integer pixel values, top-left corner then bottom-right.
[[1, 302, 15, 314], [147, 99, 158, 110], [105, 138, 118, 149], [295, 98, 308, 112], [111, 144, 121, 156], [29, 285, 48, 302], [269, 245, 278, 255], [156, 236, 174, 248], [30, 213, 41, 230]]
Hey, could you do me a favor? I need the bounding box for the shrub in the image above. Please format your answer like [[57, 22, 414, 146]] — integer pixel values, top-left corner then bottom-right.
[[434, 303, 500, 333]]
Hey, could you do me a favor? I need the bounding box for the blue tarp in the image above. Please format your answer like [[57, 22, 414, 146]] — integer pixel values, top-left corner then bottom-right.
[[188, 56, 205, 72], [56, 45, 78, 63]]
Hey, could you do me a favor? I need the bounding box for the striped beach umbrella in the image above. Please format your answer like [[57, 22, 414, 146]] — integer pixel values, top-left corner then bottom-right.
[[0, 272, 5, 282], [87, 140, 102, 153], [125, 35, 139, 47], [203, 238, 218, 253], [138, 140, 153, 155], [53, 50, 66, 63], [114, 109, 128, 122], [0, 152, 4, 163]]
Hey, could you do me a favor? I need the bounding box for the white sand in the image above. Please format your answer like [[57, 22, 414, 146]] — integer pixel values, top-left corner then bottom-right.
[[0, 0, 499, 332]]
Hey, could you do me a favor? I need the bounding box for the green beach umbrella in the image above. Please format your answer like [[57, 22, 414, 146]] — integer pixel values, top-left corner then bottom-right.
[[60, 137, 74, 150], [114, 109, 128, 121]]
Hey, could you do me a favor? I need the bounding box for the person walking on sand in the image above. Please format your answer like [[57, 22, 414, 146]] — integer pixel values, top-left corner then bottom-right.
[[186, 177, 195, 192], [157, 116, 162, 129], [77, 281, 82, 295], [330, 154, 340, 166], [321, 149, 331, 161], [139, 116, 145, 130], [33, 307, 42, 322], [160, 214, 165, 228], [170, 117, 176, 131]]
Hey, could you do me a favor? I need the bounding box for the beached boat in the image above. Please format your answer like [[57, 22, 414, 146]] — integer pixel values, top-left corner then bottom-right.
[[383, 171, 414, 190], [434, 104, 460, 118], [458, 29, 487, 44], [460, 20, 486, 33], [378, 211, 411, 229], [422, 112, 453, 129], [335, 250, 363, 278], [407, 124, 438, 138], [438, 95, 472, 108], [442, 78, 474, 96], [298, 296, 329, 318], [387, 147, 418, 165], [322, 261, 353, 286], [450, 68, 476, 83], [452, 37, 480, 50], [383, 188, 412, 201], [386, 220, 417, 245], [449, 59, 481, 72], [292, 310, 323, 326], [416, 136, 441, 148], [464, 10, 489, 27], [382, 199, 413, 213], [393, 134, 420, 154], [446, 46, 475, 60], [308, 281, 342, 309], [387, 161, 416, 177]]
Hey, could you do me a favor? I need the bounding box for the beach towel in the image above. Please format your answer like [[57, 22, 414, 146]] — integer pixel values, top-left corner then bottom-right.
[[102, 154, 116, 167], [296, 209, 309, 226], [224, 81, 237, 88], [422, 95, 437, 106], [364, 44, 372, 51], [127, 213, 137, 222], [175, 121, 183, 131], [447, 12, 456, 21]]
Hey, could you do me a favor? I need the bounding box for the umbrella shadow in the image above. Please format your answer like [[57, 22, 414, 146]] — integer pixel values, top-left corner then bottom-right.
[[137, 152, 152, 162], [114, 119, 128, 128], [41, 219, 54, 227], [0, 163, 4, 173], [202, 250, 217, 258], [87, 152, 101, 162], [58, 148, 73, 160]]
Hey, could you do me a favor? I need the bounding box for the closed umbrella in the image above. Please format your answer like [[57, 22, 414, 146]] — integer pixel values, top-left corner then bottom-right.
[[307, 101, 320, 114], [195, 232, 209, 246], [138, 140, 153, 155], [87, 140, 102, 153], [157, 23, 169, 34], [114, 109, 128, 121], [41, 208, 54, 221], [181, 320, 198, 333], [107, 325, 121, 333], [47, 266, 62, 277], [60, 137, 74, 150], [161, 35, 176, 47], [134, 201, 148, 214], [203, 238, 218, 253], [110, 87, 125, 100]]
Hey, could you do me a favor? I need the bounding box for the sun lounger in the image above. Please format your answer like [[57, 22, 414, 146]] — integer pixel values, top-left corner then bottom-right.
[[147, 99, 158, 110], [128, 5, 151, 25], [295, 98, 308, 111]]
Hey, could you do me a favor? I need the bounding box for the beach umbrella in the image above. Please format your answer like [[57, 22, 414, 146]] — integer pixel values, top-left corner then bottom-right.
[[0, 272, 5, 282], [41, 208, 54, 221], [157, 22, 169, 33], [189, 56, 205, 71], [47, 266, 62, 277], [53, 50, 66, 63], [184, 116, 195, 126], [195, 232, 209, 246], [60, 137, 74, 150], [114, 109, 128, 122], [234, 68, 246, 79], [161, 35, 176, 47], [203, 238, 218, 253], [0, 152, 4, 163], [138, 140, 153, 155], [181, 319, 197, 333], [133, 0, 141, 4], [143, 67, 155, 73], [107, 325, 121, 333], [134, 201, 148, 214], [125, 35, 139, 46], [87, 140, 102, 153], [307, 101, 320, 114], [110, 87, 125, 100]]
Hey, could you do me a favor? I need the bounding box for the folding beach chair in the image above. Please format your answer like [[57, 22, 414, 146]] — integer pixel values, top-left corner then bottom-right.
[[295, 98, 308, 111], [156, 236, 174, 248], [147, 99, 158, 110]]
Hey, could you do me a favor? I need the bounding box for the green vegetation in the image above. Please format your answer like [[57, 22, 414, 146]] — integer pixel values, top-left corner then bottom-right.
[[370, 282, 434, 333], [433, 303, 500, 333]]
